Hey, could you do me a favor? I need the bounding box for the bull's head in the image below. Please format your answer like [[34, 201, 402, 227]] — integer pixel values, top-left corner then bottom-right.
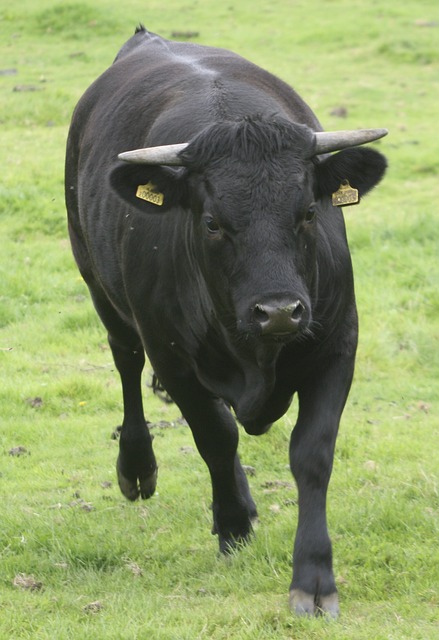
[[111, 119, 387, 345]]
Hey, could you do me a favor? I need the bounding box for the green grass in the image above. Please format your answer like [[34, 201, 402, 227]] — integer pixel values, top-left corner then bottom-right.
[[1, 0, 438, 637]]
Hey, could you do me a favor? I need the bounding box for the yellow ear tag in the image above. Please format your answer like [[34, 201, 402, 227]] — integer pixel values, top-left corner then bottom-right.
[[332, 180, 359, 207], [136, 181, 164, 206]]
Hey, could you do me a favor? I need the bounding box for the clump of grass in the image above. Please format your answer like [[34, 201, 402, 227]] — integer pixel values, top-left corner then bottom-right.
[[31, 3, 121, 39]]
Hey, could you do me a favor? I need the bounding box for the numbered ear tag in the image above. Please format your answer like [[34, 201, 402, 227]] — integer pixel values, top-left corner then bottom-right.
[[136, 182, 164, 206], [332, 180, 359, 207]]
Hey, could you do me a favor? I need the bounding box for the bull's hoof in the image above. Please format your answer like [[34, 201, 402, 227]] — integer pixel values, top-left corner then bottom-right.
[[216, 516, 256, 555], [218, 532, 251, 555], [289, 589, 339, 618], [212, 506, 257, 555], [117, 459, 158, 501]]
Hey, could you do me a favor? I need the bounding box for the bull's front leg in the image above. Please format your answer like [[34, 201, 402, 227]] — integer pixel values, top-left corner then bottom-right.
[[289, 354, 355, 618], [156, 370, 257, 552], [184, 398, 258, 552]]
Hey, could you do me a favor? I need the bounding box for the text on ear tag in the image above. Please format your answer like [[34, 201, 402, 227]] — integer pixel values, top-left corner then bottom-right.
[[136, 182, 164, 206], [332, 180, 359, 207]]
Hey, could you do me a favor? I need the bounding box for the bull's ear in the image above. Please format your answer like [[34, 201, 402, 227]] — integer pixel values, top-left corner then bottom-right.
[[109, 162, 189, 213], [315, 147, 387, 200]]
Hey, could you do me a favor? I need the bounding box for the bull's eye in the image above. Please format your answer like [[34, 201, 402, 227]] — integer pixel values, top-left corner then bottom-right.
[[203, 215, 222, 237], [305, 204, 316, 224]]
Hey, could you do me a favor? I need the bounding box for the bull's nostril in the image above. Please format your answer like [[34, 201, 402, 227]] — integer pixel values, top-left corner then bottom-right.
[[291, 300, 305, 321], [253, 304, 270, 324]]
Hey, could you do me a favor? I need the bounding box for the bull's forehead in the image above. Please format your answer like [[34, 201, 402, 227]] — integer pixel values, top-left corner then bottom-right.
[[201, 160, 313, 218]]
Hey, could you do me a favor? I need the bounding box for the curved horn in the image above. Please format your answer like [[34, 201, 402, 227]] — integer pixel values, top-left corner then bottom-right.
[[118, 143, 189, 165], [314, 128, 388, 155]]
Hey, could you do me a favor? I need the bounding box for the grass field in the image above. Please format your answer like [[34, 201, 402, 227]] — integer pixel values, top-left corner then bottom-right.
[[1, 0, 438, 638]]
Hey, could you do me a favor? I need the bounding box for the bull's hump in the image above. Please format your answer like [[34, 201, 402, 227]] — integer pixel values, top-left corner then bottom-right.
[[171, 52, 217, 78], [141, 32, 238, 79]]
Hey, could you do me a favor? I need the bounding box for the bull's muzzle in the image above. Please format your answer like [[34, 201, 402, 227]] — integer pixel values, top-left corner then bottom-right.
[[253, 300, 306, 337]]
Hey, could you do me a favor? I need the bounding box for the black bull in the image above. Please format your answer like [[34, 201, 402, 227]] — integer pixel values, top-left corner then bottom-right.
[[65, 26, 387, 616]]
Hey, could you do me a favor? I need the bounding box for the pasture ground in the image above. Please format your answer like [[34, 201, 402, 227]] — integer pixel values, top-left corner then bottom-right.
[[1, 0, 438, 638]]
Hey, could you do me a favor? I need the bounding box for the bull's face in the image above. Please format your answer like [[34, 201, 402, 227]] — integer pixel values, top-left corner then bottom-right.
[[185, 155, 318, 344], [111, 118, 387, 346]]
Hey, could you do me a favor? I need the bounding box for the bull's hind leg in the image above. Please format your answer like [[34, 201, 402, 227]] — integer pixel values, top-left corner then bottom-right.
[[109, 334, 157, 500], [289, 354, 355, 618], [89, 287, 157, 501]]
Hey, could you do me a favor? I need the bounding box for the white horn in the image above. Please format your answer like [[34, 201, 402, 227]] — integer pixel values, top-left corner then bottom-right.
[[117, 129, 388, 164], [118, 143, 189, 165], [314, 128, 388, 154]]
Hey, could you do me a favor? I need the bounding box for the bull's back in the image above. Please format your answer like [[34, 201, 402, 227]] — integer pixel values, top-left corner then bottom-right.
[[70, 29, 320, 157]]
